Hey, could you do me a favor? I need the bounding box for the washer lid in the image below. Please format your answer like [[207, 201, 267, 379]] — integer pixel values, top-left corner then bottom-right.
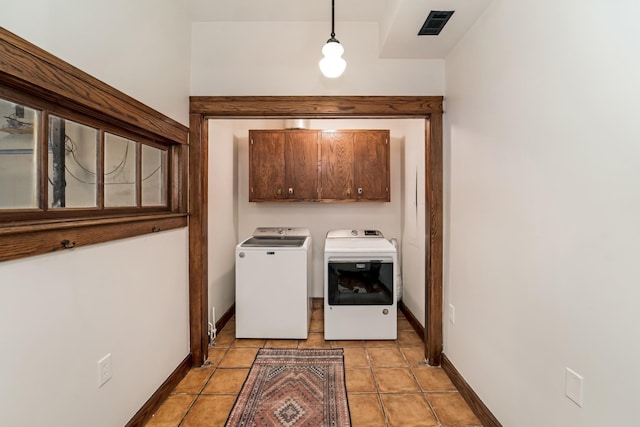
[[326, 229, 384, 239], [241, 236, 307, 247]]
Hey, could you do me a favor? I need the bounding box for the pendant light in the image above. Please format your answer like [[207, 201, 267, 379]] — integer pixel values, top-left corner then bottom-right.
[[319, 0, 346, 78]]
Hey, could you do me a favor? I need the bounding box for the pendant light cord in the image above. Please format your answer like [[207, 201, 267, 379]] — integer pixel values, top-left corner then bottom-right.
[[331, 0, 336, 39]]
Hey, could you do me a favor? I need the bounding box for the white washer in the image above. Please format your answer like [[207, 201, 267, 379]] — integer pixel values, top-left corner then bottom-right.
[[324, 229, 397, 340], [236, 227, 312, 339]]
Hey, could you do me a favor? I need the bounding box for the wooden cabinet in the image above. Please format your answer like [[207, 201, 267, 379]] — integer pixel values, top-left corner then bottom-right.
[[249, 129, 389, 202], [320, 130, 389, 201], [249, 130, 318, 201]]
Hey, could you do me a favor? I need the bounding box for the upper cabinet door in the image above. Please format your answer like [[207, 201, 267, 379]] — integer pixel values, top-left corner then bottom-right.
[[353, 130, 390, 201], [320, 131, 354, 200], [249, 131, 285, 201], [285, 131, 318, 200], [249, 129, 390, 202]]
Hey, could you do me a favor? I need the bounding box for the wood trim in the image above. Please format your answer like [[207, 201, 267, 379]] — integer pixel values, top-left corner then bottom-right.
[[441, 354, 503, 427], [215, 303, 235, 334], [125, 354, 192, 427], [425, 111, 444, 366], [188, 113, 208, 365], [0, 27, 188, 144], [399, 300, 426, 343], [173, 143, 189, 213], [190, 96, 443, 117], [0, 214, 186, 262], [188, 96, 444, 368]]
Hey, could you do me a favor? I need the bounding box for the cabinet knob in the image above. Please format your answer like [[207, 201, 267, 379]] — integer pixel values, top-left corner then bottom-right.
[[347, 188, 352, 196], [357, 187, 363, 195], [288, 187, 294, 195], [276, 188, 282, 195]]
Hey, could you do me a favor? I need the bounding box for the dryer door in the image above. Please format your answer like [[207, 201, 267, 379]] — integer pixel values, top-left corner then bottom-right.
[[327, 259, 394, 305]]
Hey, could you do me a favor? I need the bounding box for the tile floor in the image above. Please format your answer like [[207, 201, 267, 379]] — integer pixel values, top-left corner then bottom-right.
[[145, 304, 482, 427]]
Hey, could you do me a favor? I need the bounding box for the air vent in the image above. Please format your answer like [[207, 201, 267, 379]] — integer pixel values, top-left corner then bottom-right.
[[418, 10, 454, 36]]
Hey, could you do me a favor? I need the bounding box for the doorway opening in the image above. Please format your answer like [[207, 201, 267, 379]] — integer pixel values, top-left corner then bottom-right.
[[187, 96, 443, 366]]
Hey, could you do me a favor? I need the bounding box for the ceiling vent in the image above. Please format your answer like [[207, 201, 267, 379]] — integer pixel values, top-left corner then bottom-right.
[[418, 10, 454, 36]]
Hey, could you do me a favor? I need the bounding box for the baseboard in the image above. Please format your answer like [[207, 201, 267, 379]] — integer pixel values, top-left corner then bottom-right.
[[125, 353, 192, 427], [398, 300, 426, 342], [215, 303, 235, 332], [441, 354, 502, 427]]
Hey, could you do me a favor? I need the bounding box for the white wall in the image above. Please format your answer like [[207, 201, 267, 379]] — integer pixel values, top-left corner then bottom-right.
[[444, 0, 640, 426], [208, 120, 239, 324], [0, 2, 192, 426], [401, 120, 426, 325], [1, 0, 191, 125], [0, 231, 189, 427], [191, 21, 444, 95], [208, 119, 425, 325]]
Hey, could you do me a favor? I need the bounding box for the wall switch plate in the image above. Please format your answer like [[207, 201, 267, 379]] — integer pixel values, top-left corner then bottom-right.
[[565, 367, 584, 407], [449, 304, 455, 324], [98, 353, 112, 387]]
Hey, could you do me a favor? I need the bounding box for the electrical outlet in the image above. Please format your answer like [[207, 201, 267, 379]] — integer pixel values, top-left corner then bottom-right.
[[98, 353, 112, 387], [565, 368, 584, 407], [449, 304, 455, 324]]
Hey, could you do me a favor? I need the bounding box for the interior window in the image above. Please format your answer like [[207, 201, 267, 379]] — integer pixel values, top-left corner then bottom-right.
[[141, 144, 167, 206], [104, 133, 137, 207], [0, 98, 39, 209], [0, 94, 172, 214], [47, 115, 98, 208], [0, 100, 171, 212]]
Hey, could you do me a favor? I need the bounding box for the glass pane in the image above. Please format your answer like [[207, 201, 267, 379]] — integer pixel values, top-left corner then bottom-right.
[[327, 261, 394, 305], [104, 133, 137, 207], [141, 144, 166, 206], [0, 99, 39, 209], [47, 115, 98, 208]]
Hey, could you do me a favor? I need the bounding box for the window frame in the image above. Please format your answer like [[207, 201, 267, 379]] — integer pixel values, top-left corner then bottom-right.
[[0, 27, 188, 262]]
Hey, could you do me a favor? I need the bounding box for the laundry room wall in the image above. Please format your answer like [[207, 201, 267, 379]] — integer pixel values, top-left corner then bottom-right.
[[208, 118, 425, 325], [190, 21, 444, 96], [444, 0, 640, 425], [0, 2, 191, 426]]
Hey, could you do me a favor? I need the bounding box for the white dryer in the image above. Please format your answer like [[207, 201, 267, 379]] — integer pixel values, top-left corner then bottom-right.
[[324, 229, 397, 340], [236, 227, 312, 339]]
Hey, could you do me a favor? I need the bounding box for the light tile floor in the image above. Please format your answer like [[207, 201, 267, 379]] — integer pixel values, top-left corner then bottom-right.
[[145, 304, 482, 427]]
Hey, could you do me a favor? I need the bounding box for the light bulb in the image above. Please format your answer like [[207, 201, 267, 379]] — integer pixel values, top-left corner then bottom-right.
[[319, 41, 346, 78]]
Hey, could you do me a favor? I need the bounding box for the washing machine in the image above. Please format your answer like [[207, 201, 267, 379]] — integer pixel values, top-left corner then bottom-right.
[[324, 229, 397, 340], [236, 227, 312, 339]]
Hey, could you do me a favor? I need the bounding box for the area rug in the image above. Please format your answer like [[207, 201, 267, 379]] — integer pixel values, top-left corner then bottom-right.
[[225, 348, 351, 427]]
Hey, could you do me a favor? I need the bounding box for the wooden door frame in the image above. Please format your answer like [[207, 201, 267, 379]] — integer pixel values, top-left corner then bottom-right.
[[188, 96, 443, 366]]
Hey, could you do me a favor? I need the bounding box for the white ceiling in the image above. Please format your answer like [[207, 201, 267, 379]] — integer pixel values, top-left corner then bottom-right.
[[185, 0, 492, 59]]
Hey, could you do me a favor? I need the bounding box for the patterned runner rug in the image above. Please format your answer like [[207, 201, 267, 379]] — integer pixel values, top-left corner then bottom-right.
[[225, 348, 351, 427]]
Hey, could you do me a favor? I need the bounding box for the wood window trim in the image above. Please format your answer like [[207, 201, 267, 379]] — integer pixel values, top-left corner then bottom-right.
[[188, 96, 444, 366], [0, 28, 189, 261]]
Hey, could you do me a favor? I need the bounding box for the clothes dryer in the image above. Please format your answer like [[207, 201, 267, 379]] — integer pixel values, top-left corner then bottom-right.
[[324, 229, 397, 340]]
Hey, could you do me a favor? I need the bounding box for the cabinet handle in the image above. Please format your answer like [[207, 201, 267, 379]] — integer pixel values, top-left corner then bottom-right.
[[61, 239, 76, 249], [347, 187, 352, 196], [276, 188, 282, 196], [288, 187, 294, 195]]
